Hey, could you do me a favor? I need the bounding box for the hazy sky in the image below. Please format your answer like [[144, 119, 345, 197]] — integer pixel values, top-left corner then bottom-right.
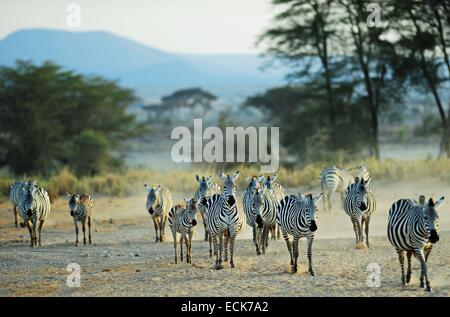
[[0, 0, 274, 54]]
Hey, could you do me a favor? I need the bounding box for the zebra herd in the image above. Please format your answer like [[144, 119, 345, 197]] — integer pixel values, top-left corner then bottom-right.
[[7, 165, 445, 292]]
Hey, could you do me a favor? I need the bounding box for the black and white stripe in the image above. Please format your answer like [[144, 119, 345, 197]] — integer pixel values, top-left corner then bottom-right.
[[242, 176, 260, 244], [198, 171, 243, 270], [251, 187, 278, 255], [277, 193, 323, 275], [259, 174, 284, 240], [343, 177, 376, 248], [18, 184, 51, 247], [193, 175, 221, 242], [67, 192, 94, 246], [169, 198, 198, 264], [9, 180, 36, 228], [320, 166, 369, 211], [387, 196, 444, 292], [145, 184, 173, 243]]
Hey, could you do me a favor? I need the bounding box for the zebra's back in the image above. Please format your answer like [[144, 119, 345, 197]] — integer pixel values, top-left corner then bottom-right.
[[320, 167, 353, 193]]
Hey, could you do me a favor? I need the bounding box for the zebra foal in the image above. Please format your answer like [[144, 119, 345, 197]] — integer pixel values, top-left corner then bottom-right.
[[67, 192, 94, 246]]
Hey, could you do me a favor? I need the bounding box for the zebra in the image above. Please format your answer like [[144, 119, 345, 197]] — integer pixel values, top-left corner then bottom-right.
[[145, 184, 173, 243], [319, 165, 369, 211], [387, 196, 444, 292], [9, 180, 36, 228], [18, 184, 51, 247], [251, 186, 278, 255], [193, 175, 221, 242], [67, 192, 94, 246], [169, 198, 198, 264], [242, 176, 261, 245], [259, 174, 285, 240], [198, 171, 243, 270], [343, 177, 376, 249], [278, 192, 323, 275]]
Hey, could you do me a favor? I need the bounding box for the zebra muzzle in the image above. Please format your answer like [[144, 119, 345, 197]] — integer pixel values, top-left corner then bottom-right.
[[255, 215, 263, 226], [309, 220, 317, 232], [192, 219, 197, 226], [429, 230, 439, 243], [359, 202, 367, 211], [148, 208, 154, 215]]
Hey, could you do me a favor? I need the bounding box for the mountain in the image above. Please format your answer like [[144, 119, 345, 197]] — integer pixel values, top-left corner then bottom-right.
[[0, 29, 287, 89]]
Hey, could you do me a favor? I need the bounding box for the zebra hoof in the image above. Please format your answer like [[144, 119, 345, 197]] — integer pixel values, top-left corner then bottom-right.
[[230, 263, 235, 268], [309, 269, 315, 277], [215, 264, 224, 270], [420, 281, 425, 288], [291, 267, 297, 274], [355, 243, 365, 250], [425, 287, 432, 292], [256, 250, 261, 256]]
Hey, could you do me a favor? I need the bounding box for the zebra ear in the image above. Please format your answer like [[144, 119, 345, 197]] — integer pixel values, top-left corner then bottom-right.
[[313, 193, 323, 203], [258, 175, 265, 183], [183, 198, 189, 204], [155, 185, 162, 192], [206, 175, 213, 183], [66, 192, 72, 199], [195, 175, 200, 182], [354, 176, 360, 183], [232, 171, 240, 181], [272, 174, 278, 182], [434, 196, 445, 208]]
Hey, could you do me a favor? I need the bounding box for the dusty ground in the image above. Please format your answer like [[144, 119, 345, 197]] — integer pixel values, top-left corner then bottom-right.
[[1, 179, 449, 297]]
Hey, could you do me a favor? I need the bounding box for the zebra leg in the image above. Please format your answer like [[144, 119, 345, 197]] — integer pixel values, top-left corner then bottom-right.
[[188, 231, 193, 264], [252, 225, 256, 244], [425, 245, 433, 262], [13, 205, 18, 228], [209, 235, 213, 258], [254, 224, 261, 255], [351, 219, 359, 247], [74, 219, 79, 246], [37, 220, 44, 246], [322, 192, 327, 212], [173, 231, 178, 264], [32, 221, 37, 247], [215, 235, 223, 270], [282, 231, 293, 267], [229, 230, 237, 268], [262, 225, 268, 255], [397, 250, 406, 287], [292, 237, 300, 273], [224, 233, 229, 262], [180, 236, 184, 262], [218, 235, 223, 266], [212, 235, 220, 269], [201, 213, 208, 241], [82, 221, 86, 245], [415, 249, 431, 292], [26, 220, 33, 247], [88, 216, 92, 244], [406, 251, 413, 285], [265, 225, 270, 247], [327, 190, 333, 211], [152, 217, 159, 243], [307, 236, 315, 276], [277, 224, 281, 240], [364, 217, 371, 248], [184, 236, 189, 263], [160, 216, 167, 242]]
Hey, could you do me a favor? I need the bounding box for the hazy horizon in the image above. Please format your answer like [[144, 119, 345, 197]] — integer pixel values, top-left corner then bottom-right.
[[0, 0, 274, 54]]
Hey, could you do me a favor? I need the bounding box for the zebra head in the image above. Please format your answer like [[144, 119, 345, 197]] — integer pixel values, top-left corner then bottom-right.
[[220, 171, 239, 206], [184, 198, 198, 227], [423, 197, 444, 243], [259, 174, 278, 190], [145, 184, 161, 215], [22, 185, 39, 215], [253, 187, 266, 227], [245, 176, 259, 194], [303, 193, 323, 232], [67, 192, 81, 216], [353, 177, 371, 211], [196, 175, 214, 199]]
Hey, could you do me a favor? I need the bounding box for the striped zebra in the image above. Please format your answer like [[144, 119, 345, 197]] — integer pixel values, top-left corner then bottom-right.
[[9, 180, 36, 228], [18, 184, 51, 247], [67, 192, 94, 246], [242, 176, 260, 244], [251, 186, 278, 255], [387, 196, 444, 292], [343, 177, 376, 249], [193, 175, 221, 242], [169, 198, 198, 264], [259, 174, 284, 240], [145, 184, 173, 243], [320, 165, 369, 211], [278, 192, 323, 275], [198, 171, 243, 270]]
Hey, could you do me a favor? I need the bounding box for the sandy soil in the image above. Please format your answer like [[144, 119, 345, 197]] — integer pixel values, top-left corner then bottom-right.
[[1, 179, 449, 297]]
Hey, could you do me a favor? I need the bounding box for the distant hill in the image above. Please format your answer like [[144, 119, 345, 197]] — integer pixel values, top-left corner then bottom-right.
[[0, 29, 287, 89]]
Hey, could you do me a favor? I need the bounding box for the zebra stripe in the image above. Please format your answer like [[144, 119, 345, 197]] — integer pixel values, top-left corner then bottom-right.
[[251, 187, 278, 255], [169, 198, 198, 264], [320, 166, 369, 211], [67, 192, 94, 246], [9, 180, 36, 228], [145, 184, 173, 243], [199, 171, 243, 270], [343, 177, 376, 248], [243, 176, 260, 244], [18, 184, 51, 247], [277, 193, 322, 275], [193, 175, 221, 243], [387, 196, 444, 292], [259, 174, 285, 240]]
